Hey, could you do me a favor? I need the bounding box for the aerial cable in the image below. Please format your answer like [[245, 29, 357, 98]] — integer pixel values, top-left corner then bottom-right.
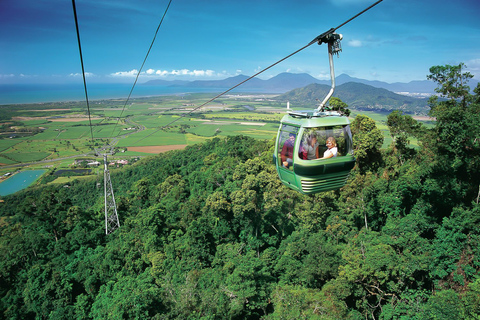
[[133, 0, 383, 145], [309, 0, 384, 45], [71, 0, 95, 145], [110, 0, 173, 139]]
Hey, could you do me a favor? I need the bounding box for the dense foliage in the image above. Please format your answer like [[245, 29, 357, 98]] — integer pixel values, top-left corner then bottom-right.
[[1, 64, 479, 319]]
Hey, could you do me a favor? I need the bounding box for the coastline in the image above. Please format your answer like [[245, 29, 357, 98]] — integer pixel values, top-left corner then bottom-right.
[[0, 83, 230, 105]]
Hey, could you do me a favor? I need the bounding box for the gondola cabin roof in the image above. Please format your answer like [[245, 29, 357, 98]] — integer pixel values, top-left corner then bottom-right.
[[280, 111, 350, 128]]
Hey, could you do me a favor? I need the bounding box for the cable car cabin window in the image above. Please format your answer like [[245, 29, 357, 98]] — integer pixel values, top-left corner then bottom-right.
[[277, 125, 298, 170], [299, 125, 353, 160]]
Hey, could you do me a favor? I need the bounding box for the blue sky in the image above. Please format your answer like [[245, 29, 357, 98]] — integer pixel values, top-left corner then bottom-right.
[[1, 0, 479, 85]]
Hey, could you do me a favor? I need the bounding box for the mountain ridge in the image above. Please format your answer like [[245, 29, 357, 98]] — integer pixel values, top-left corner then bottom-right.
[[143, 72, 448, 95], [276, 82, 430, 114]]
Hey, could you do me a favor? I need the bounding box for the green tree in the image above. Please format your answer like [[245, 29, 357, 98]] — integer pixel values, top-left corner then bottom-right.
[[328, 97, 351, 116], [386, 110, 422, 165], [426, 63, 480, 202], [90, 272, 164, 319], [350, 114, 384, 173]]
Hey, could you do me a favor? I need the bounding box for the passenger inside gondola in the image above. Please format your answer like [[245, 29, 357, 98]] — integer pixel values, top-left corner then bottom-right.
[[281, 132, 296, 168], [299, 125, 352, 161], [304, 133, 319, 160], [320, 136, 337, 159]]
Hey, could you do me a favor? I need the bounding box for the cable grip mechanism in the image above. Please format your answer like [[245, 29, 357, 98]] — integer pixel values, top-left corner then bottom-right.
[[328, 34, 342, 56]]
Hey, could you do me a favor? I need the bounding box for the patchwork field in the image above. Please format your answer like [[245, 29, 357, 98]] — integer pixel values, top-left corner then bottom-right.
[[0, 93, 427, 174], [128, 145, 188, 154]]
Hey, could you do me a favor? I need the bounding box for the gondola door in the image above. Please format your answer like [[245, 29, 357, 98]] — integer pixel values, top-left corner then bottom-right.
[[275, 124, 300, 189]]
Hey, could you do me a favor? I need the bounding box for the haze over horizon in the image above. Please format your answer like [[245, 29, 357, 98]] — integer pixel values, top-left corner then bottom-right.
[[1, 0, 479, 86]]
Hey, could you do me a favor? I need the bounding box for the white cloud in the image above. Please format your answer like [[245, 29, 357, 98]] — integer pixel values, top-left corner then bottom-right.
[[171, 69, 190, 76], [316, 71, 331, 80], [0, 74, 15, 78], [192, 69, 215, 76], [348, 39, 363, 47], [466, 59, 480, 79], [155, 70, 169, 76], [111, 68, 224, 78], [69, 72, 95, 77], [110, 69, 139, 77]]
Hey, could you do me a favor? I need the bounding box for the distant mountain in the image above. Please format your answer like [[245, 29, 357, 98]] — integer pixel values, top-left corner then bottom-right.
[[142, 72, 442, 95], [277, 82, 430, 115], [263, 72, 322, 91], [333, 74, 437, 95], [143, 73, 316, 92], [185, 75, 264, 89]]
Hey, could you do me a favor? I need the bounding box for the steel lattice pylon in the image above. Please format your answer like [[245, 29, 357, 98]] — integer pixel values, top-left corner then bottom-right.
[[104, 154, 120, 234]]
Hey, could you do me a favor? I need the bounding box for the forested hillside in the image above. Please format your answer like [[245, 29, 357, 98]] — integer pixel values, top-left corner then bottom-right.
[[277, 82, 429, 114], [0, 64, 479, 319]]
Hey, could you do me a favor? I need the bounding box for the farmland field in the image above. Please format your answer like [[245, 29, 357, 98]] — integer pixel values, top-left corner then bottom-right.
[[0, 93, 425, 172]]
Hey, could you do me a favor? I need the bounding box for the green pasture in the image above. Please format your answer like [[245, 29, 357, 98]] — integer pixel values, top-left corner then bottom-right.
[[22, 119, 51, 126], [26, 119, 110, 140], [131, 114, 191, 129], [91, 124, 128, 138], [0, 96, 434, 166], [186, 125, 218, 137], [3, 138, 95, 159], [218, 124, 277, 140], [117, 129, 187, 147], [5, 152, 51, 162], [0, 156, 18, 165], [203, 112, 283, 122], [48, 175, 97, 185], [96, 101, 192, 118], [185, 119, 278, 140], [31, 128, 65, 140], [0, 139, 22, 152], [227, 129, 277, 140], [121, 150, 155, 156], [184, 133, 209, 145], [32, 124, 125, 141], [54, 126, 93, 140]]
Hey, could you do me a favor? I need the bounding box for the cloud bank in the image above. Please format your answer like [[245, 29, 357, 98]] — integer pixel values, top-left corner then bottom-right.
[[110, 68, 223, 78]]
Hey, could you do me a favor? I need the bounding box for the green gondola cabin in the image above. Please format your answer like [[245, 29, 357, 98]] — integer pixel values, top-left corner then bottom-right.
[[274, 110, 355, 194], [272, 32, 356, 194]]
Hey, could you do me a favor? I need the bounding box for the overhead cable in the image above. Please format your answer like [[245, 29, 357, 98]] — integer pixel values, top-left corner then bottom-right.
[[110, 0, 174, 138], [72, 0, 95, 144], [133, 0, 383, 145]]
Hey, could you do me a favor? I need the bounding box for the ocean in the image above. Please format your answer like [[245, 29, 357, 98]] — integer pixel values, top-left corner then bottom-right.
[[0, 83, 234, 105]]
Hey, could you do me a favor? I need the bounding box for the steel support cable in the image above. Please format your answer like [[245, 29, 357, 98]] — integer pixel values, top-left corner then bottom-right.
[[72, 0, 95, 144], [133, 0, 383, 145], [110, 0, 173, 139]]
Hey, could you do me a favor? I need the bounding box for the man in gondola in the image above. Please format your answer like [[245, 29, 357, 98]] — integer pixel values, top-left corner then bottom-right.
[[281, 132, 296, 168]]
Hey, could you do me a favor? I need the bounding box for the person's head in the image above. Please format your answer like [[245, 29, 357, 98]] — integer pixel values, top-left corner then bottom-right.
[[308, 133, 317, 145], [288, 133, 295, 141], [326, 137, 337, 148]]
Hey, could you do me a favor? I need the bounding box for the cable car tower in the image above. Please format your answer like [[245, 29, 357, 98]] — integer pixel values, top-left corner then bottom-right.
[[72, 0, 121, 235], [98, 144, 120, 235], [103, 153, 120, 235], [71, 0, 173, 234]]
